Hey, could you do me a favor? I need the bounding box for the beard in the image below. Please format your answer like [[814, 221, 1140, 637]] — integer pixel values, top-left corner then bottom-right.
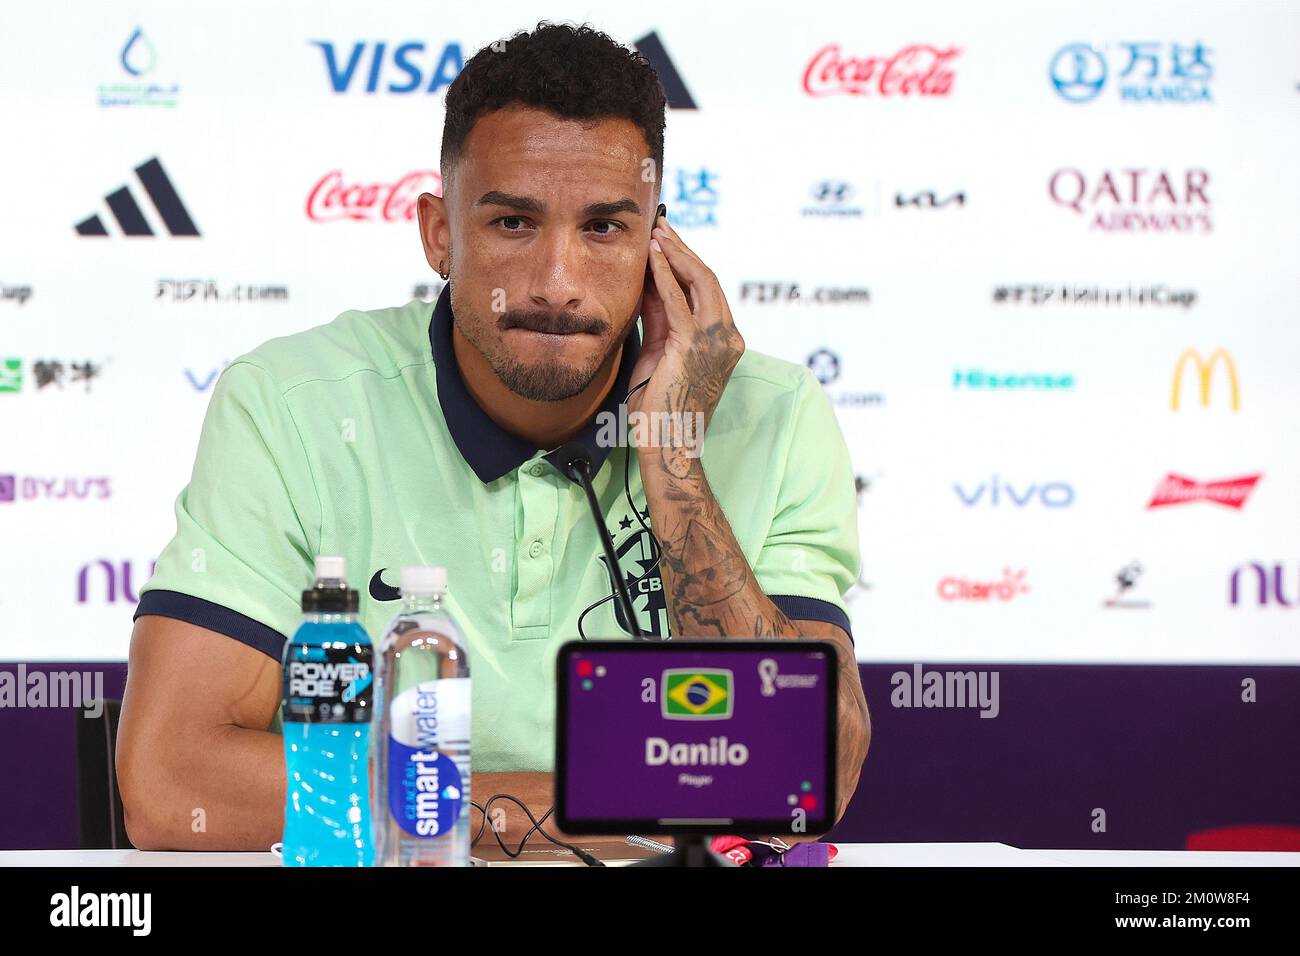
[[457, 300, 624, 402]]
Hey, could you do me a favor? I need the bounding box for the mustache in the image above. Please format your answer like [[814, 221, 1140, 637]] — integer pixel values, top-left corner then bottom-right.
[[498, 310, 607, 335]]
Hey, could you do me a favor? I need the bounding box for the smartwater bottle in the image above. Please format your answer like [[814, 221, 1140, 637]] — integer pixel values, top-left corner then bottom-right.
[[281, 555, 374, 866], [372, 566, 471, 866]]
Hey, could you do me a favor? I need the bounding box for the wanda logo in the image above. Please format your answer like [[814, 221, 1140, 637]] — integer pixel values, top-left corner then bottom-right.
[[306, 170, 442, 222], [803, 43, 961, 96]]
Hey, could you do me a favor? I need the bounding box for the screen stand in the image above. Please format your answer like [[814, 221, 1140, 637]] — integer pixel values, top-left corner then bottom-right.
[[630, 834, 735, 867]]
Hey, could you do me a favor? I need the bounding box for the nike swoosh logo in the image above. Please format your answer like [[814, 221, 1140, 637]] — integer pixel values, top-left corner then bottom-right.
[[369, 569, 401, 602]]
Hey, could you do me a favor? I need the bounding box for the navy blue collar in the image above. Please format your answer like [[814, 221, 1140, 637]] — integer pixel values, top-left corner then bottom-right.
[[429, 283, 642, 484]]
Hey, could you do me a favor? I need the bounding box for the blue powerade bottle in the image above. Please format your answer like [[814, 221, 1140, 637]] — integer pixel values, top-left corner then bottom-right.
[[281, 555, 374, 866]]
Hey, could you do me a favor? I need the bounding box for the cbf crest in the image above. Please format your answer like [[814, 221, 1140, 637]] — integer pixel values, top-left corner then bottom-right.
[[597, 504, 670, 638]]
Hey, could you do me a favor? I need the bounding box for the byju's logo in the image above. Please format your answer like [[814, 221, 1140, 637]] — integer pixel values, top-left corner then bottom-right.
[[1050, 42, 1213, 104], [311, 40, 464, 93], [75, 158, 199, 237]]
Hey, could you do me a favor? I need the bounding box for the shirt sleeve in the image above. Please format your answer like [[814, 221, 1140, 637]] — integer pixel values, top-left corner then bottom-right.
[[133, 360, 322, 661], [752, 368, 861, 640]]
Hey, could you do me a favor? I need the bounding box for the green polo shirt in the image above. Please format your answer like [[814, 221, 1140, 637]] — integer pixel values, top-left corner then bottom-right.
[[134, 285, 860, 771]]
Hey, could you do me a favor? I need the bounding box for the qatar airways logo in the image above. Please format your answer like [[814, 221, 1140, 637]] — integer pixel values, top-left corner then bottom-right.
[[803, 43, 961, 97], [1049, 168, 1211, 233], [1147, 473, 1260, 510], [307, 170, 441, 223]]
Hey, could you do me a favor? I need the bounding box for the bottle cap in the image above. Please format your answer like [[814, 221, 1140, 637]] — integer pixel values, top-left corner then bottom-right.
[[302, 554, 357, 612], [400, 565, 447, 595], [314, 555, 346, 581]]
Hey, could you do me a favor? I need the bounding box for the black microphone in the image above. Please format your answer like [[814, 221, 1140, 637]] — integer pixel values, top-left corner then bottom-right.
[[554, 442, 645, 639]]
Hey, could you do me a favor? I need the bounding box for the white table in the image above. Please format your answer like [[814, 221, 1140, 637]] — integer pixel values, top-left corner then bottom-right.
[[1, 844, 1296, 867]]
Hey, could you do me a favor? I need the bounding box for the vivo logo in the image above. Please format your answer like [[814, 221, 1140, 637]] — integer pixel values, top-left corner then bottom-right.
[[955, 476, 1075, 508], [310, 41, 464, 94], [184, 363, 227, 392], [1229, 563, 1296, 607], [77, 559, 157, 604]]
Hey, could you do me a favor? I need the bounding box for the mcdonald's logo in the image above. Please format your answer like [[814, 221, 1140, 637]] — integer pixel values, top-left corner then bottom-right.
[[1171, 348, 1239, 411]]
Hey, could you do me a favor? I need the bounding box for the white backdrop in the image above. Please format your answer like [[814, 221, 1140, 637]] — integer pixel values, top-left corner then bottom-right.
[[1, 0, 1297, 663]]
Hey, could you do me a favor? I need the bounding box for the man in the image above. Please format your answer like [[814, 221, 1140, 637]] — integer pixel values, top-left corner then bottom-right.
[[117, 22, 869, 851]]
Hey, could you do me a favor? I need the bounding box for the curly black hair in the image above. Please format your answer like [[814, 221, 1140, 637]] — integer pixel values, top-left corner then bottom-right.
[[441, 22, 667, 192]]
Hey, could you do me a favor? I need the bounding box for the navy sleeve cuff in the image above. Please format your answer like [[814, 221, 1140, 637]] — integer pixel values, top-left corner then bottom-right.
[[768, 594, 853, 644], [133, 589, 288, 662]]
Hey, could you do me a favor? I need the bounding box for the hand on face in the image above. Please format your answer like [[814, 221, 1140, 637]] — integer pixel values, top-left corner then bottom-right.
[[630, 210, 745, 453]]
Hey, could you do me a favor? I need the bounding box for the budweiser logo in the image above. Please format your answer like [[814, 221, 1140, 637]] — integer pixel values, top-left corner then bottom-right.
[[1147, 473, 1261, 510], [306, 170, 441, 223], [803, 43, 961, 97]]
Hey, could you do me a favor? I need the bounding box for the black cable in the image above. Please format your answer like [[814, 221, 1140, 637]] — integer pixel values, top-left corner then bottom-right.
[[577, 377, 668, 640], [470, 795, 604, 866]]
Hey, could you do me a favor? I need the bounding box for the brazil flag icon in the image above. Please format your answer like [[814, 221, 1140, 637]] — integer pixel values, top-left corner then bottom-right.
[[662, 669, 734, 719]]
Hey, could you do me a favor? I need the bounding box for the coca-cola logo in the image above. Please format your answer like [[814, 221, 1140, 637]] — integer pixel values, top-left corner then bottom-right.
[[803, 43, 961, 97], [1049, 167, 1212, 233], [306, 170, 441, 223]]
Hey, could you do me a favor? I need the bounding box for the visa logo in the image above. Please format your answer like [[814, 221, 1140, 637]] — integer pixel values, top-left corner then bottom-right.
[[955, 476, 1075, 508], [311, 41, 464, 93]]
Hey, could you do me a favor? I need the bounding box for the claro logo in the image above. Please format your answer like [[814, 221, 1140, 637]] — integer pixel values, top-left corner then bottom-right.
[[1171, 348, 1239, 411]]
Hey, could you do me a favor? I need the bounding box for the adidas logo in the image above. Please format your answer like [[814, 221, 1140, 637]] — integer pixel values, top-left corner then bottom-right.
[[75, 157, 199, 237], [632, 31, 696, 110]]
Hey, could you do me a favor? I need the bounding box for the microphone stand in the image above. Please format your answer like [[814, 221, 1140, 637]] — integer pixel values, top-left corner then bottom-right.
[[560, 449, 645, 640]]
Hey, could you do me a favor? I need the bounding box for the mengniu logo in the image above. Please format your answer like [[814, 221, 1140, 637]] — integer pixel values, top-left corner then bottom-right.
[[1049, 168, 1211, 233], [1230, 563, 1296, 607], [1147, 473, 1260, 510], [75, 158, 198, 237], [662, 669, 733, 720], [1171, 348, 1239, 411]]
